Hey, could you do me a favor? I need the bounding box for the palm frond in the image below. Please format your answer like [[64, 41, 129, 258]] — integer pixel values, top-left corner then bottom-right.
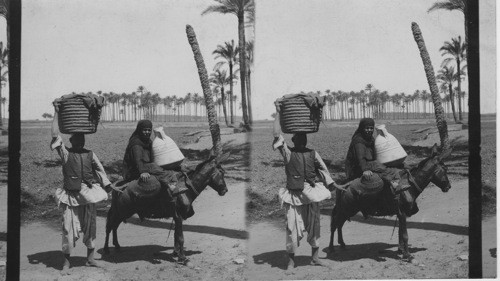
[[427, 0, 465, 13]]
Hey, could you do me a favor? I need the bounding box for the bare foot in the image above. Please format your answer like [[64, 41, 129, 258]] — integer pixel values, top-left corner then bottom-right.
[[86, 259, 101, 268]]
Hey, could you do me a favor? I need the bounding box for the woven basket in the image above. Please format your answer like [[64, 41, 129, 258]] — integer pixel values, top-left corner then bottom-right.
[[278, 98, 322, 134], [56, 98, 99, 134]]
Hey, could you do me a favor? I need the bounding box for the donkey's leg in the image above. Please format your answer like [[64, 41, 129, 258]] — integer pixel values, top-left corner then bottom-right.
[[328, 208, 337, 253], [113, 223, 121, 251], [397, 212, 412, 260], [337, 218, 347, 248], [104, 210, 112, 254], [173, 217, 187, 264]]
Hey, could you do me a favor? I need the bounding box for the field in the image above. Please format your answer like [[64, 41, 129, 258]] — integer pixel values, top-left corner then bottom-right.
[[247, 119, 479, 222]]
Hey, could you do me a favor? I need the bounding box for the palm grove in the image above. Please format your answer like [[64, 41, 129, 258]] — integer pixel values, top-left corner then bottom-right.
[[45, 0, 255, 128], [282, 37, 466, 123]]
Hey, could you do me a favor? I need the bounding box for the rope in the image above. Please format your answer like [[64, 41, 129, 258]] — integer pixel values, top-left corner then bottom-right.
[[165, 217, 175, 244], [182, 172, 199, 197], [391, 215, 398, 240]]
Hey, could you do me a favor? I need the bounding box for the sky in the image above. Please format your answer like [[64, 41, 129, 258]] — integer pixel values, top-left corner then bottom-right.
[[253, 0, 496, 120], [16, 0, 498, 120], [20, 0, 250, 120]]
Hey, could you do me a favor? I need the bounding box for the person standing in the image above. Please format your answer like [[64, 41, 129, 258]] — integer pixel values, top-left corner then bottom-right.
[[51, 133, 111, 270], [273, 133, 339, 270]]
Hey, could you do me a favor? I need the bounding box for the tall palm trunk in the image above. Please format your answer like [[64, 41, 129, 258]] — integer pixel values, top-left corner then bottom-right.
[[238, 10, 249, 127], [186, 25, 221, 155], [229, 62, 234, 125], [412, 22, 449, 151], [221, 87, 229, 126], [456, 57, 463, 121], [246, 69, 253, 124], [448, 84, 458, 122], [0, 63, 2, 127]]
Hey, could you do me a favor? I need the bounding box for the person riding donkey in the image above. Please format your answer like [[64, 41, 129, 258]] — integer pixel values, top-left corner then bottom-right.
[[51, 133, 112, 271], [344, 118, 413, 215], [273, 121, 343, 269], [120, 120, 190, 215]]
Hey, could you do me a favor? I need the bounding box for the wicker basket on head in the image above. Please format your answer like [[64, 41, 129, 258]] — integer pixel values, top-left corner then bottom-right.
[[53, 94, 103, 134], [277, 94, 324, 134]]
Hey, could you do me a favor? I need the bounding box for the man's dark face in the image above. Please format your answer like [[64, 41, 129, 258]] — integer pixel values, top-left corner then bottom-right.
[[140, 128, 152, 141], [292, 134, 307, 149], [363, 126, 374, 139], [70, 134, 85, 150]]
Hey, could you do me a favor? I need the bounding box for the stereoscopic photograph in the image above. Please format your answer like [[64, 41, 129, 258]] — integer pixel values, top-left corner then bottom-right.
[[0, 0, 496, 280]]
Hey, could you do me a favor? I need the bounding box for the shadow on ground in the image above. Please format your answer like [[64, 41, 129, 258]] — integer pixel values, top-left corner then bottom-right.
[[27, 250, 80, 270], [94, 214, 248, 240], [324, 242, 426, 262], [97, 245, 197, 264], [319, 210, 467, 236], [252, 243, 426, 269]]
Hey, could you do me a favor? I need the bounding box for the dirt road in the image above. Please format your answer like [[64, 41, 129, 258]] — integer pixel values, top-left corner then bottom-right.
[[246, 180, 469, 280], [20, 180, 246, 281]]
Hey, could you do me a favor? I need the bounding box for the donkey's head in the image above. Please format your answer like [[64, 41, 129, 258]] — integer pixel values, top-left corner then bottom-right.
[[419, 144, 452, 192], [204, 151, 230, 196]]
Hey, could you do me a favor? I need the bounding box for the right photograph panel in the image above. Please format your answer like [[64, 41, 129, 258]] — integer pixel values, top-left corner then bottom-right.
[[246, 0, 496, 279]]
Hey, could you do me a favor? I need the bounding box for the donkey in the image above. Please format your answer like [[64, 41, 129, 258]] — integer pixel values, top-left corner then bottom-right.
[[104, 152, 230, 264], [329, 144, 452, 260]]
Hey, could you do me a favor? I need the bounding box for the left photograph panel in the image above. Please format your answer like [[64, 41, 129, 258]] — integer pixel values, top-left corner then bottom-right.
[[20, 0, 253, 280]]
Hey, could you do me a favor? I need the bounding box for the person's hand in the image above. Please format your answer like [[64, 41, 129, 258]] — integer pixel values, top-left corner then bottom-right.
[[140, 173, 150, 182], [362, 170, 373, 179], [272, 135, 285, 150], [50, 135, 63, 150]]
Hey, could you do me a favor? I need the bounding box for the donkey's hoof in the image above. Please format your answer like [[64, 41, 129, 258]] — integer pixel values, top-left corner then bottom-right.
[[177, 257, 189, 266], [401, 254, 413, 262]]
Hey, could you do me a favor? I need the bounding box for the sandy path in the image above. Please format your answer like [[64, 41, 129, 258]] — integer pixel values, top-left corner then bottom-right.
[[246, 180, 469, 280], [20, 181, 246, 281]]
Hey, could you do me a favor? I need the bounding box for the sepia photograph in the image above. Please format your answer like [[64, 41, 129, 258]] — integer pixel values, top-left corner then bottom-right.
[[0, 0, 496, 280]]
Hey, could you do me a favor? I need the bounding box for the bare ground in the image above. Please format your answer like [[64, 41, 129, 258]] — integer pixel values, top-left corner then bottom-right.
[[20, 180, 246, 281], [247, 180, 469, 280]]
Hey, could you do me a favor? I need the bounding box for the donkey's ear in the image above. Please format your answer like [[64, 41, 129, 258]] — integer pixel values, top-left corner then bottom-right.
[[430, 144, 439, 157], [438, 148, 452, 161], [216, 152, 231, 164]]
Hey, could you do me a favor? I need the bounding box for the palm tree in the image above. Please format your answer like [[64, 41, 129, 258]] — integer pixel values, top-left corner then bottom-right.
[[428, 0, 467, 44], [391, 94, 401, 119], [186, 25, 222, 154], [1, 97, 6, 120], [358, 90, 367, 118], [245, 40, 254, 124], [212, 40, 238, 125], [436, 65, 458, 122], [130, 92, 138, 121], [440, 36, 466, 121], [202, 0, 255, 130], [0, 42, 7, 127], [209, 69, 231, 126], [192, 93, 200, 121], [410, 90, 418, 118], [412, 22, 449, 151]]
